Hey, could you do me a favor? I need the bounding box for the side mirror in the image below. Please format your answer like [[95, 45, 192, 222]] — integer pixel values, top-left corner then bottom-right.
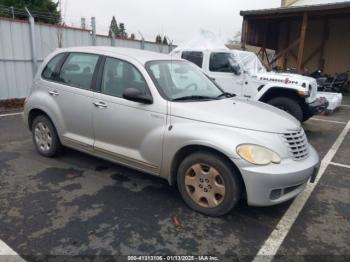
[[123, 87, 153, 104]]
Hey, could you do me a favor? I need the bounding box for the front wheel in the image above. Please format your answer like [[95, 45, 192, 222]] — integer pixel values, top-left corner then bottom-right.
[[177, 151, 242, 216], [267, 97, 303, 122]]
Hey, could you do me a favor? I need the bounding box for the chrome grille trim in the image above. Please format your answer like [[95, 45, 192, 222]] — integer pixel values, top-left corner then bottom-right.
[[283, 128, 309, 160]]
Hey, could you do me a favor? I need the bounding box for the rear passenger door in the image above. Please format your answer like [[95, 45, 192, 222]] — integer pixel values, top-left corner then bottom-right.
[[47, 52, 100, 152]]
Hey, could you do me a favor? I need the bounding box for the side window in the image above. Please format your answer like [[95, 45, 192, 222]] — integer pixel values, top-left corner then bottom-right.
[[181, 51, 203, 68], [58, 53, 99, 90], [209, 52, 237, 73], [101, 57, 148, 98], [42, 53, 65, 81]]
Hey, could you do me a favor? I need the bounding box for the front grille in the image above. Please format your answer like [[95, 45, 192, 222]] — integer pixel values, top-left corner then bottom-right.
[[283, 128, 309, 160]]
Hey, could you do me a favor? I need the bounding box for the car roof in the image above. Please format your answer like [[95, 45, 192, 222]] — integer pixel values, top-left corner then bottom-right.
[[57, 46, 177, 65]]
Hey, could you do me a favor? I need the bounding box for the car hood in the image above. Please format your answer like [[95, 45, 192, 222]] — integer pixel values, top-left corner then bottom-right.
[[170, 98, 301, 134]]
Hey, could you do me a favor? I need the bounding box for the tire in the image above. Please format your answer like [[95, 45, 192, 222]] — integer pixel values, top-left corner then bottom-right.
[[32, 115, 62, 157], [177, 151, 242, 216], [267, 97, 303, 122]]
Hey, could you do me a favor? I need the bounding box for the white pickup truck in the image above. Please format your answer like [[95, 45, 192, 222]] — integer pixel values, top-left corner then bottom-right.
[[171, 48, 328, 122]]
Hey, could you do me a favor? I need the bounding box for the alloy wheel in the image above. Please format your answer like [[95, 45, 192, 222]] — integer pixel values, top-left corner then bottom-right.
[[34, 122, 52, 152]]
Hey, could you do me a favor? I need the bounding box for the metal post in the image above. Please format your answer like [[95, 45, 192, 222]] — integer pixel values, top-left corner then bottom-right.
[[138, 31, 145, 50], [25, 7, 38, 75], [81, 17, 86, 29], [91, 17, 96, 46], [10, 6, 14, 19], [111, 31, 116, 46]]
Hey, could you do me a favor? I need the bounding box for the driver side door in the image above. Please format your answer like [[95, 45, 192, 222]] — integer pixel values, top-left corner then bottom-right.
[[92, 56, 167, 175], [206, 52, 244, 96]]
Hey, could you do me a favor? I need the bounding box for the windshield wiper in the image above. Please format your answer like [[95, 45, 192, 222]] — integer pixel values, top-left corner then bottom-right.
[[172, 95, 218, 101], [217, 92, 236, 98]]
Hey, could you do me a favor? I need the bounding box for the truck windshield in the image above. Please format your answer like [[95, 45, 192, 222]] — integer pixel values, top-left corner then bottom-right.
[[147, 60, 224, 101]]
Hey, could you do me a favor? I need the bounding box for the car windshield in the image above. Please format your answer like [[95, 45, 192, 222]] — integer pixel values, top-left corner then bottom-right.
[[147, 60, 225, 101]]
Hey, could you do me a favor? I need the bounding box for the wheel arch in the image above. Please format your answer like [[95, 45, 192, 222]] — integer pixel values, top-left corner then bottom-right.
[[258, 87, 304, 103], [28, 108, 55, 131], [169, 144, 246, 195]]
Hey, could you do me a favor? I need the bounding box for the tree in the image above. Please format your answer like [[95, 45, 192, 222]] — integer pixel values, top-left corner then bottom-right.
[[0, 0, 60, 24], [118, 22, 127, 39], [162, 36, 168, 45], [108, 16, 119, 37], [155, 35, 162, 44]]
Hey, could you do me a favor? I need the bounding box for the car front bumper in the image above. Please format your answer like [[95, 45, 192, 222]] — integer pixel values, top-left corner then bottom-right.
[[235, 145, 320, 206]]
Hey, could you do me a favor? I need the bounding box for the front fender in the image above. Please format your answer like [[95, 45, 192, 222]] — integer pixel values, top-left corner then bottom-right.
[[160, 116, 290, 181], [254, 84, 305, 101]]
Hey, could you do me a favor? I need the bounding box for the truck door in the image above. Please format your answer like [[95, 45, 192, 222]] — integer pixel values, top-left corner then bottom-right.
[[205, 52, 244, 96]]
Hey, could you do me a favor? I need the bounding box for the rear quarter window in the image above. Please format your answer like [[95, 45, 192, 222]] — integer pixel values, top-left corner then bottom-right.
[[42, 53, 66, 81]]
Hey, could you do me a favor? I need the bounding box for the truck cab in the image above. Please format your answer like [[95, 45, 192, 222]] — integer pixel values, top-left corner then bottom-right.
[[171, 48, 328, 122]]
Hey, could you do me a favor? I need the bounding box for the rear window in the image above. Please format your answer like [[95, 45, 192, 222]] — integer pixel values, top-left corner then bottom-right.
[[181, 51, 203, 68], [42, 53, 65, 81]]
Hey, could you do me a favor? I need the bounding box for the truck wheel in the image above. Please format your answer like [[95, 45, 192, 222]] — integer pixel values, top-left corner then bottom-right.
[[177, 151, 241, 216], [32, 115, 62, 157], [267, 97, 303, 122]]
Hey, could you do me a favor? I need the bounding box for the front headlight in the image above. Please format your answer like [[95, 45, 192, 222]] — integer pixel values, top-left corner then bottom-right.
[[236, 144, 281, 165]]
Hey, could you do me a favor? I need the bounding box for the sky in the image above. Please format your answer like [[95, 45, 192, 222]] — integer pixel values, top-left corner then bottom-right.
[[61, 0, 280, 44]]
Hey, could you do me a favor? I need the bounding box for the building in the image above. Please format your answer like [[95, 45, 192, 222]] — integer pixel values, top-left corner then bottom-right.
[[240, 1, 350, 75]]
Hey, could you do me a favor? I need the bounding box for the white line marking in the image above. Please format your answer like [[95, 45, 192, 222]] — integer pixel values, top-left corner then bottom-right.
[[330, 161, 350, 169], [341, 104, 350, 108], [0, 239, 25, 261], [0, 112, 23, 118], [253, 119, 350, 262], [309, 117, 346, 125]]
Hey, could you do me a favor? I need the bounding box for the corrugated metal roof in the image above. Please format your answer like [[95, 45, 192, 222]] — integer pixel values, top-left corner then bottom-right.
[[240, 1, 350, 16]]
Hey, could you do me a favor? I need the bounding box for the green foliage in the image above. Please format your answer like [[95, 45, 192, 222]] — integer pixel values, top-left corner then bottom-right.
[[0, 0, 60, 24], [108, 16, 119, 37], [162, 36, 168, 45], [155, 34, 162, 44], [108, 16, 128, 39]]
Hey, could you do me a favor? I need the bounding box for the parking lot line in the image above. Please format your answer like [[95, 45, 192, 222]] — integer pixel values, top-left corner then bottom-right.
[[0, 239, 25, 261], [0, 112, 23, 118], [309, 118, 347, 125], [253, 119, 350, 262], [330, 161, 350, 169]]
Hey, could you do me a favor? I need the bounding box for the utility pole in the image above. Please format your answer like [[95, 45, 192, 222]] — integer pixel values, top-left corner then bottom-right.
[[91, 17, 96, 46], [25, 7, 38, 75]]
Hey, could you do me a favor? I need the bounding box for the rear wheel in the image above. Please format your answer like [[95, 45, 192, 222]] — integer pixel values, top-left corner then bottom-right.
[[267, 97, 303, 122], [32, 115, 62, 157], [177, 151, 241, 216]]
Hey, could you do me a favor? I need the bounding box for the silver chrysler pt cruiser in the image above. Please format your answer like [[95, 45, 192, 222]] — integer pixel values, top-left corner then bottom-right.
[[24, 47, 320, 216]]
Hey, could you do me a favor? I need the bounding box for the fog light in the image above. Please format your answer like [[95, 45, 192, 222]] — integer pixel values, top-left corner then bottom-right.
[[270, 189, 282, 200]]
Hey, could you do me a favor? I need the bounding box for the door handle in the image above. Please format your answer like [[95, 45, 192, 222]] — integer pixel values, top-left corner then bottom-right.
[[93, 101, 108, 108], [49, 90, 59, 96]]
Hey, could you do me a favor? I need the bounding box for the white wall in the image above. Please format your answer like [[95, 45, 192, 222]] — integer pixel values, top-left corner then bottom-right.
[[0, 18, 174, 100]]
